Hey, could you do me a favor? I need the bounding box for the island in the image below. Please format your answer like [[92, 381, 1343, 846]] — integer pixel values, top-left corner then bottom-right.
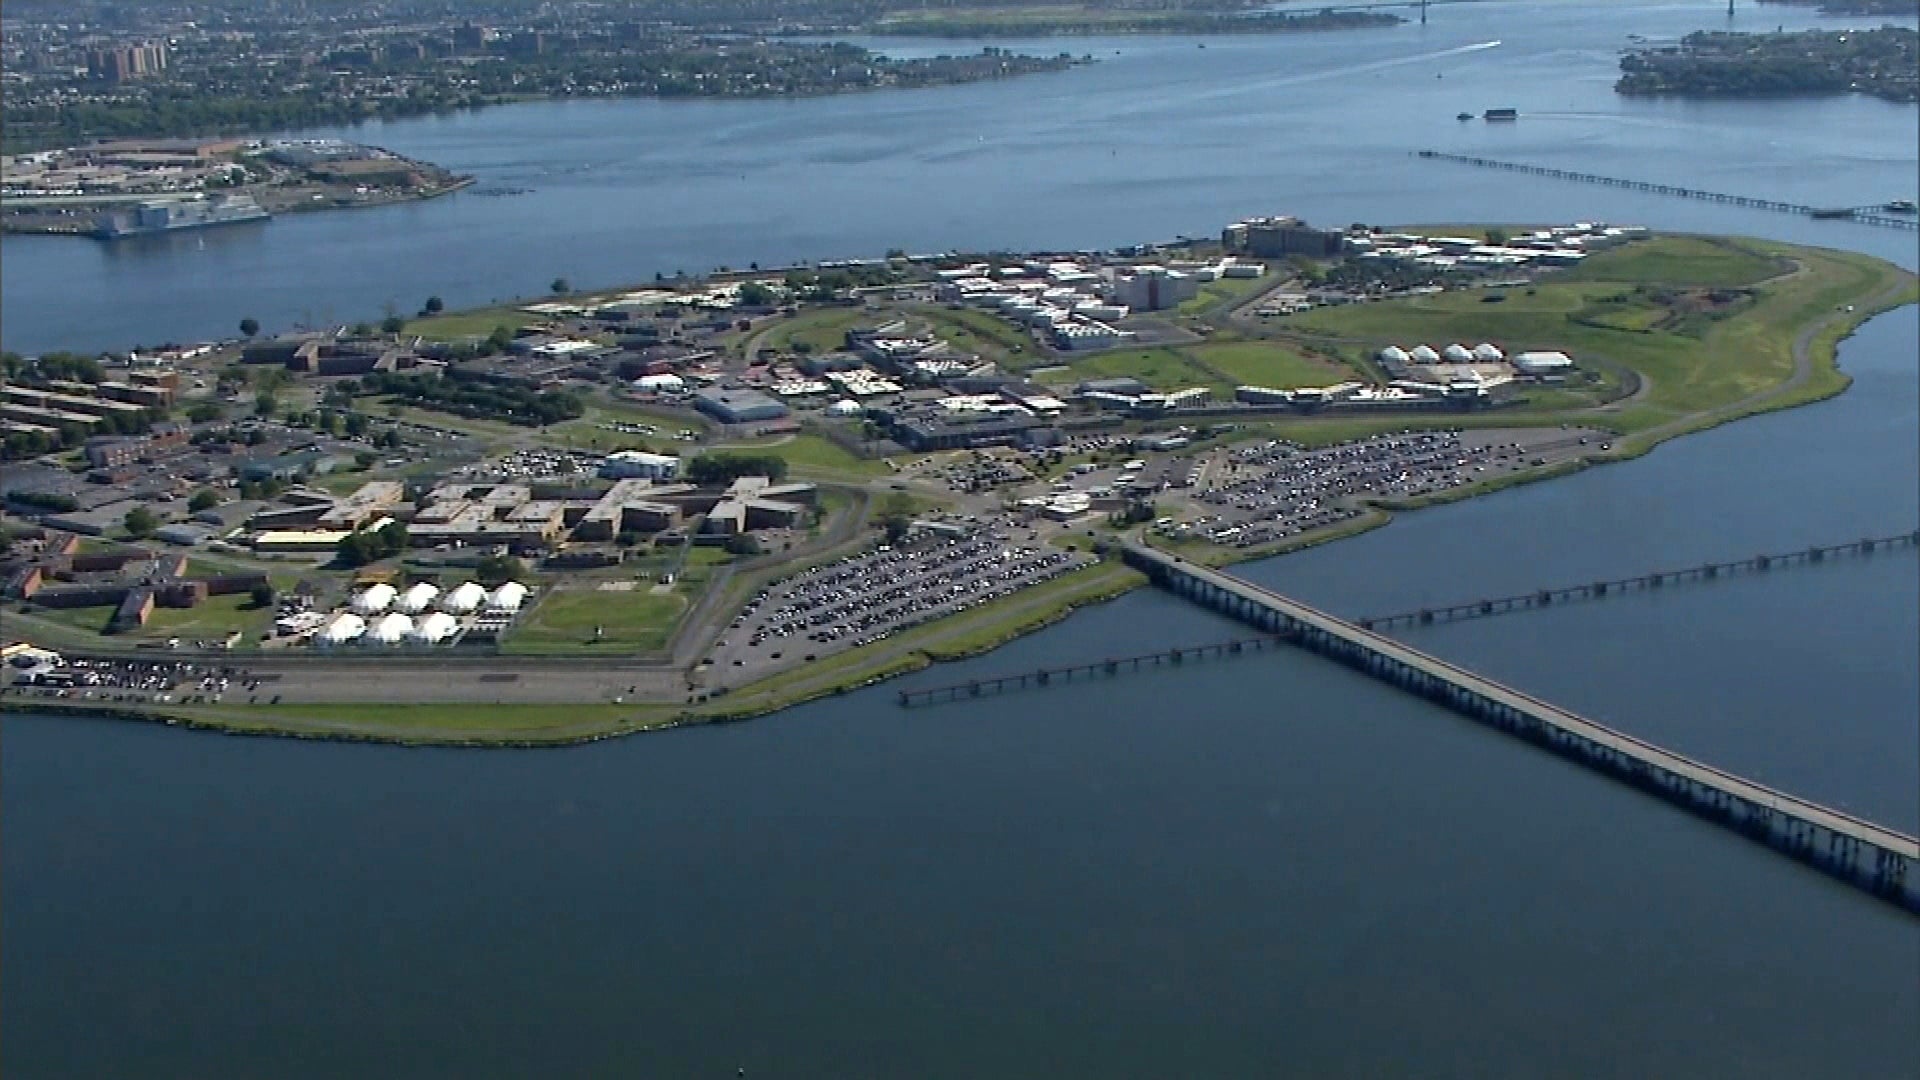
[[2, 218, 1913, 744], [1758, 0, 1919, 14], [2, 137, 471, 237], [1617, 27, 1920, 103]]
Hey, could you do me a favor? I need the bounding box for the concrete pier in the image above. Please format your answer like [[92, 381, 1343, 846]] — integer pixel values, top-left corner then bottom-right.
[[1123, 542, 1920, 914]]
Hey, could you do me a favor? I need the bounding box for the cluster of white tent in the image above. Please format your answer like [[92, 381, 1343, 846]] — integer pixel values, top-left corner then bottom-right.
[[321, 582, 532, 647], [1378, 343, 1507, 366]]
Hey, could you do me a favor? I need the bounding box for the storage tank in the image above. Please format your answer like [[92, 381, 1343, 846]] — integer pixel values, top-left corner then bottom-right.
[[351, 583, 396, 614], [367, 613, 412, 645], [441, 581, 487, 613], [397, 582, 440, 614], [487, 581, 529, 613], [318, 612, 366, 646], [409, 612, 460, 644]]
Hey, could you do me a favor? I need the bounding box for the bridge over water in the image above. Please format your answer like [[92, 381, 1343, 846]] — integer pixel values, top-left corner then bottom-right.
[[1121, 542, 1920, 913]]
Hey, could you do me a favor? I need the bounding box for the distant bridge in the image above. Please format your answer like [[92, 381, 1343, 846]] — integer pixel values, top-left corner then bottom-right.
[[1123, 542, 1920, 914], [1417, 151, 1920, 231], [1358, 530, 1920, 631]]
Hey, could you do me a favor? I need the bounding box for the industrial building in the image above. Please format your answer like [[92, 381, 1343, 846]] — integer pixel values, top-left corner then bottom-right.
[[1222, 216, 1346, 259], [597, 451, 680, 481], [693, 387, 789, 424]]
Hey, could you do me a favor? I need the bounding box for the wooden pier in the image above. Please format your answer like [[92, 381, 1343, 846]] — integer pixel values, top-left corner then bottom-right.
[[1416, 151, 1920, 231], [1123, 542, 1920, 914], [897, 636, 1282, 707], [1359, 530, 1919, 631]]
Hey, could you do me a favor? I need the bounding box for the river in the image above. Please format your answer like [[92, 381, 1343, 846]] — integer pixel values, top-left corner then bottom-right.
[[5, 1, 1919, 1076]]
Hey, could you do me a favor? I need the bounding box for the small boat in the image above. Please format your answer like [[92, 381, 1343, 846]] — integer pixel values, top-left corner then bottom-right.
[[1885, 199, 1917, 214], [1457, 112, 1474, 121]]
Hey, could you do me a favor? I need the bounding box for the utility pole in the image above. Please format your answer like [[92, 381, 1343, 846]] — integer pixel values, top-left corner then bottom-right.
[[1727, 0, 1735, 17], [1421, 0, 1430, 24]]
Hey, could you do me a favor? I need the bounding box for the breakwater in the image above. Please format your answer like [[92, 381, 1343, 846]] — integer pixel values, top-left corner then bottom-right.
[[897, 635, 1282, 707]]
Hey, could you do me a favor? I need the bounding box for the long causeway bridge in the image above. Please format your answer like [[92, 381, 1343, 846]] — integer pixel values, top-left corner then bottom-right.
[[1417, 151, 1920, 231], [1121, 542, 1920, 913], [1358, 530, 1919, 631]]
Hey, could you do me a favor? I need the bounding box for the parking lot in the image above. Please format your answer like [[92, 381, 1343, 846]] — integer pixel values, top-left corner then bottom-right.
[[1173, 428, 1599, 547], [708, 531, 1092, 676], [2, 655, 257, 705]]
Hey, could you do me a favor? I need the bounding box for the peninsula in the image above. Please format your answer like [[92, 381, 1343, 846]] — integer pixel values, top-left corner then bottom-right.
[[2, 220, 1913, 744], [2, 137, 471, 237], [1617, 27, 1920, 104]]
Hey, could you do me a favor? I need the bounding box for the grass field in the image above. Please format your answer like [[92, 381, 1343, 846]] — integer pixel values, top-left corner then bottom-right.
[[1185, 341, 1349, 388], [1274, 236, 1913, 438], [1176, 275, 1273, 316], [1033, 348, 1230, 393], [1561, 235, 1787, 289], [718, 433, 891, 479], [403, 306, 545, 342], [911, 306, 1036, 363], [506, 587, 689, 654], [758, 308, 867, 354]]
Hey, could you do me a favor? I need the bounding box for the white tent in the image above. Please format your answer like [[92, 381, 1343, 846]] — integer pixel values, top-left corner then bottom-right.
[[826, 398, 864, 417], [1514, 350, 1574, 375], [441, 582, 488, 613], [367, 613, 413, 645], [1378, 346, 1410, 366], [487, 581, 529, 613], [1409, 344, 1441, 364], [318, 612, 366, 646], [1472, 342, 1505, 362], [398, 582, 440, 614], [351, 583, 396, 614], [410, 612, 460, 644], [1442, 343, 1475, 363], [635, 373, 685, 393]]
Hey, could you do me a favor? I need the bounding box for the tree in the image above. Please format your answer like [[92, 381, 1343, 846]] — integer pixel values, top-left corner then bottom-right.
[[475, 554, 526, 587], [423, 295, 445, 314], [381, 315, 406, 334], [1484, 227, 1510, 247], [487, 325, 515, 352], [738, 281, 776, 307], [188, 489, 222, 513], [350, 322, 374, 337], [724, 532, 761, 556], [185, 401, 226, 423], [550, 277, 570, 296], [254, 391, 279, 420], [248, 582, 276, 608], [124, 505, 159, 539], [239, 317, 260, 338], [878, 492, 915, 542]]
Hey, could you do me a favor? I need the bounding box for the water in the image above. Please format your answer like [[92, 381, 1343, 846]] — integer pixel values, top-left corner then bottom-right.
[[3, 0, 1916, 354], [5, 1, 1920, 1075]]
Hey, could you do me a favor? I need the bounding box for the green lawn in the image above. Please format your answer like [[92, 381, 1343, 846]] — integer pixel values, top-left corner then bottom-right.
[[506, 587, 689, 654], [758, 308, 868, 354], [1185, 341, 1350, 388], [1561, 236, 1787, 288], [911, 306, 1036, 364], [718, 433, 891, 479], [402, 306, 545, 343], [1176, 274, 1273, 316], [1033, 348, 1230, 393], [142, 593, 275, 643]]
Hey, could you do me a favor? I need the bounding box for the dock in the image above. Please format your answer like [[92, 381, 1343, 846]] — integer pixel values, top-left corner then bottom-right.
[[1123, 542, 1920, 914], [1358, 530, 1919, 631], [1416, 151, 1920, 231]]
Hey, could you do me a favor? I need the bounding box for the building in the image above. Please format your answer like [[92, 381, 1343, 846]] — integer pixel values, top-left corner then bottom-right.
[[88, 42, 168, 82], [702, 477, 817, 535], [1108, 267, 1199, 312], [1222, 216, 1346, 258], [317, 481, 407, 530], [1513, 350, 1575, 376], [597, 451, 680, 481], [693, 388, 789, 425]]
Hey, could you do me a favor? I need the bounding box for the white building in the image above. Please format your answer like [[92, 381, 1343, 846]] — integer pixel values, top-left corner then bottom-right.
[[1108, 266, 1200, 312], [1513, 350, 1575, 375], [441, 581, 488, 614], [487, 581, 529, 613], [598, 451, 680, 480], [318, 612, 366, 646], [366, 613, 413, 646], [634, 373, 685, 394], [351, 583, 396, 615], [397, 582, 440, 614], [410, 612, 460, 644]]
